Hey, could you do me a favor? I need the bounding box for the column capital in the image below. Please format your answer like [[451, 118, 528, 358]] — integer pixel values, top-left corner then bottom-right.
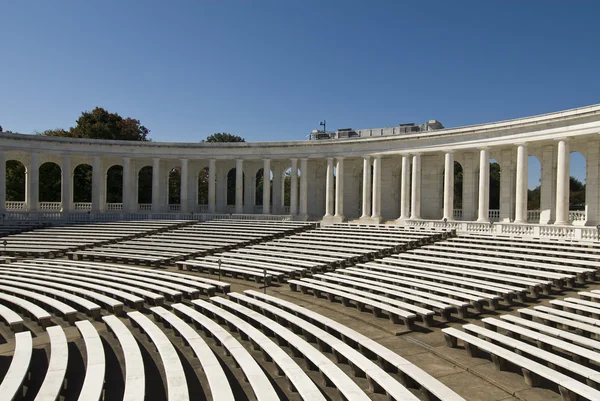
[[370, 154, 381, 160], [299, 157, 308, 161], [123, 156, 131, 162], [289, 157, 298, 161], [262, 158, 271, 162], [515, 142, 528, 147], [554, 137, 572, 143], [444, 150, 455, 155], [326, 157, 334, 162], [477, 146, 490, 151], [362, 155, 372, 161], [335, 156, 345, 162]]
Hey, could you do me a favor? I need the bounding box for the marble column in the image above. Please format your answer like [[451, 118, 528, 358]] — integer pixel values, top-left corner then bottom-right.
[[91, 156, 104, 212], [585, 139, 599, 225], [360, 156, 371, 219], [324, 158, 334, 217], [122, 157, 132, 213], [0, 151, 5, 213], [299, 158, 308, 217], [443, 152, 454, 220], [26, 153, 39, 212], [180, 158, 189, 213], [152, 158, 161, 213], [514, 144, 528, 223], [334, 157, 344, 219], [477, 148, 490, 222], [410, 154, 421, 219], [235, 159, 244, 213], [371, 156, 381, 220], [262, 159, 271, 214], [555, 139, 570, 225], [398, 154, 410, 220], [290, 158, 298, 215], [61, 155, 72, 213], [208, 159, 216, 213]]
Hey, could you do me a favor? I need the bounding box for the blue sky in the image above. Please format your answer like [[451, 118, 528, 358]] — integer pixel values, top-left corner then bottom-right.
[[1, 1, 597, 186]]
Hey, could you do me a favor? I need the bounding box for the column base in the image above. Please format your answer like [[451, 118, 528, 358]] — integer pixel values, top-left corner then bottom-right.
[[395, 216, 409, 224], [477, 218, 489, 223], [513, 219, 527, 224], [554, 220, 570, 226], [321, 215, 335, 226]]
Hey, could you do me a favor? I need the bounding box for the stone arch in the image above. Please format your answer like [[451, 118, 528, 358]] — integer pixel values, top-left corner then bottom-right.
[[73, 164, 92, 203], [569, 151, 586, 213], [527, 155, 542, 222], [106, 165, 123, 203], [138, 166, 153, 205], [39, 162, 62, 202], [168, 166, 181, 205], [6, 159, 26, 202], [226, 168, 244, 206], [489, 158, 501, 212], [255, 168, 272, 207], [198, 167, 209, 206]]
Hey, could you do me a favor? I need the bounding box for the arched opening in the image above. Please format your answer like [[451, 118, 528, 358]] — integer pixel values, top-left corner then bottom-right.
[[453, 161, 463, 218], [168, 167, 181, 206], [6, 160, 26, 206], [226, 168, 244, 206], [569, 152, 586, 223], [39, 162, 62, 209], [138, 166, 153, 206], [198, 167, 209, 208], [527, 155, 542, 222], [73, 164, 92, 203], [489, 159, 501, 220], [106, 165, 123, 204], [254, 168, 273, 209]]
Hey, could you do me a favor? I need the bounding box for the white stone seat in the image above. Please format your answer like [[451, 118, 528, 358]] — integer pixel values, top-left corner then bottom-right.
[[12, 263, 167, 305], [351, 263, 521, 304], [549, 298, 600, 319], [204, 255, 305, 278], [35, 258, 220, 295], [102, 315, 145, 401], [226, 249, 324, 271], [67, 250, 167, 268], [442, 327, 600, 401], [463, 323, 600, 388], [482, 317, 600, 366], [35, 325, 69, 401], [408, 249, 576, 288], [390, 253, 552, 295], [269, 240, 364, 260], [2, 264, 143, 311], [278, 237, 390, 253], [500, 314, 600, 352], [232, 247, 339, 266], [424, 244, 596, 281], [0, 276, 103, 319], [150, 307, 235, 401], [252, 244, 348, 265], [312, 273, 445, 324], [519, 308, 600, 338], [0, 283, 77, 323], [177, 260, 280, 284], [288, 279, 417, 328], [127, 311, 189, 401], [210, 296, 418, 401], [170, 303, 281, 401], [243, 290, 466, 401], [75, 320, 106, 401], [0, 303, 24, 332], [0, 291, 52, 328], [324, 271, 476, 316], [0, 331, 32, 400]]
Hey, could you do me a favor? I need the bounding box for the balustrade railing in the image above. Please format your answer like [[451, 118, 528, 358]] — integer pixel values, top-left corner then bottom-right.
[[5, 201, 26, 210], [488, 209, 500, 222], [138, 204, 152, 211], [254, 205, 263, 214], [569, 210, 586, 222], [197, 204, 208, 213], [39, 202, 62, 211], [284, 205, 291, 214], [453, 209, 462, 220], [106, 203, 123, 211], [226, 205, 235, 214], [527, 210, 541, 222], [73, 202, 92, 211], [169, 204, 181, 212]]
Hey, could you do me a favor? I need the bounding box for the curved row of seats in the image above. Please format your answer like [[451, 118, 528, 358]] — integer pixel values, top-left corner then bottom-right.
[[0, 220, 189, 258], [286, 232, 600, 329], [68, 219, 314, 267], [179, 224, 448, 283], [0, 284, 466, 400], [443, 287, 600, 401]]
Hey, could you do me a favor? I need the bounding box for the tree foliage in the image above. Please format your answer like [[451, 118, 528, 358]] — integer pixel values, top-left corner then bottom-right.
[[205, 133, 245, 143]]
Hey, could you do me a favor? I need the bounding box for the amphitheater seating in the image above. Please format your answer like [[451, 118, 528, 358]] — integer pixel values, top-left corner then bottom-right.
[[35, 325, 69, 401], [444, 285, 600, 400], [0, 220, 189, 258], [185, 224, 447, 283], [76, 320, 106, 401], [0, 331, 32, 400], [71, 219, 314, 267]]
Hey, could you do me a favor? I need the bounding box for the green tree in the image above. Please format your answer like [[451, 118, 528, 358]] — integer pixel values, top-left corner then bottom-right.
[[569, 176, 586, 210], [527, 186, 541, 210], [489, 162, 501, 209], [5, 160, 25, 201], [205, 133, 245, 143]]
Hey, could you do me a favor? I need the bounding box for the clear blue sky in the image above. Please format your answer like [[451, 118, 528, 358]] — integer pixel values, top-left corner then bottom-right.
[[1, 1, 597, 186]]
